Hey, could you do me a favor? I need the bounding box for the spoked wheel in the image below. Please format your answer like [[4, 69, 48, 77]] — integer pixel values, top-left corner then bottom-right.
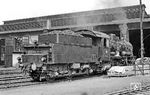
[[85, 68, 90, 75], [30, 71, 42, 81], [81, 68, 90, 78], [22, 68, 30, 77], [39, 75, 44, 82], [32, 75, 40, 81], [66, 76, 72, 81], [66, 70, 73, 81], [45, 75, 55, 82], [21, 64, 31, 76]]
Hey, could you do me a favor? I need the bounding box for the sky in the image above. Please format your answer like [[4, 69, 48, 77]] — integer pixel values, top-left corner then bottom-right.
[[0, 0, 149, 24]]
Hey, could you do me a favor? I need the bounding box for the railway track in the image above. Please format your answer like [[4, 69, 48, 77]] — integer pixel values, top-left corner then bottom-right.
[[0, 80, 38, 89], [0, 70, 106, 90], [0, 74, 43, 90], [1, 68, 150, 94], [106, 84, 150, 95], [0, 75, 28, 81], [2, 69, 150, 95], [0, 69, 22, 75], [0, 68, 36, 90]]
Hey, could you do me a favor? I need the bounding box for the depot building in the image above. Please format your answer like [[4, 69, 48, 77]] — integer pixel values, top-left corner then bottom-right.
[[0, 4, 150, 67]]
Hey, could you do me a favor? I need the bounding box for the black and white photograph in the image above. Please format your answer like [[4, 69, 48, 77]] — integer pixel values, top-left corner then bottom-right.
[[0, 0, 150, 95]]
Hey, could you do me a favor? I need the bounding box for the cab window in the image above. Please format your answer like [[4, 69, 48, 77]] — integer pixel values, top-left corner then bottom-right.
[[104, 38, 109, 47]]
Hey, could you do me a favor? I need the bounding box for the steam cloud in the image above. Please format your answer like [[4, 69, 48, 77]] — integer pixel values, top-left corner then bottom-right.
[[95, 0, 129, 40], [96, 0, 124, 9]]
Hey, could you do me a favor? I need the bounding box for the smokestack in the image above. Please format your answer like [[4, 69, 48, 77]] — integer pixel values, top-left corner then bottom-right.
[[96, 0, 129, 41], [119, 23, 129, 41]]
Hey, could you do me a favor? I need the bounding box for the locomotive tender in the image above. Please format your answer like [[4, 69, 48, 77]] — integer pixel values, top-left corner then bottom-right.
[[21, 30, 134, 81], [22, 30, 110, 81]]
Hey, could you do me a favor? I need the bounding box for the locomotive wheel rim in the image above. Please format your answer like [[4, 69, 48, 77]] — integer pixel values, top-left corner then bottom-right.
[[46, 75, 55, 81], [32, 76, 39, 81], [85, 68, 90, 75], [31, 73, 40, 81]]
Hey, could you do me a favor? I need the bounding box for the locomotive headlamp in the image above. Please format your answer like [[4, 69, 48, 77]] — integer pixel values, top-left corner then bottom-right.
[[41, 56, 47, 62], [105, 50, 108, 54], [122, 51, 126, 55], [31, 63, 37, 71]]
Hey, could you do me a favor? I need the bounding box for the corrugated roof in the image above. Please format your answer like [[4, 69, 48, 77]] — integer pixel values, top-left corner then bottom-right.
[[3, 4, 148, 25], [0, 4, 149, 32]]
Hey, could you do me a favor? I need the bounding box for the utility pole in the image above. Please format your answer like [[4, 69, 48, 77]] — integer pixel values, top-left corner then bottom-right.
[[139, 0, 144, 75], [140, 0, 144, 58]]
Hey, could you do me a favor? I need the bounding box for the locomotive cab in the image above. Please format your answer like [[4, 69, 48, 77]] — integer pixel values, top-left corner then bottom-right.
[[76, 30, 110, 62], [76, 30, 111, 73]]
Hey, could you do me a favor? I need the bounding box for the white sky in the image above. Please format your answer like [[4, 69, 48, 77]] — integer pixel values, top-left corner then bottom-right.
[[0, 0, 149, 24]]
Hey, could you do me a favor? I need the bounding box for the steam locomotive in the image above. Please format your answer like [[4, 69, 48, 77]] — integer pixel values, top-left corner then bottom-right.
[[21, 30, 134, 81]]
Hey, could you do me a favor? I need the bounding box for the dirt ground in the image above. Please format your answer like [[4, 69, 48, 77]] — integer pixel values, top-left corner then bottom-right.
[[1, 75, 150, 95]]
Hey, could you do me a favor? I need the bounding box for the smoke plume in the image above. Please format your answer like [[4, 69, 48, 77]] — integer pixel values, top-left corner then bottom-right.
[[95, 0, 129, 40], [96, 0, 124, 9]]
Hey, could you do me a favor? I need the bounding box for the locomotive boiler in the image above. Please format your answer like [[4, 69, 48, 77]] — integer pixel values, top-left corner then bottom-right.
[[109, 34, 135, 66], [21, 30, 111, 81]]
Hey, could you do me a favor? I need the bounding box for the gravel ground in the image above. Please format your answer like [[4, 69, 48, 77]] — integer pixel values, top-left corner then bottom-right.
[[1, 75, 150, 95]]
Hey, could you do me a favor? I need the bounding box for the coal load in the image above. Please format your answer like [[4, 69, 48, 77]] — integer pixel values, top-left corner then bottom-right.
[[39, 30, 92, 46]]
